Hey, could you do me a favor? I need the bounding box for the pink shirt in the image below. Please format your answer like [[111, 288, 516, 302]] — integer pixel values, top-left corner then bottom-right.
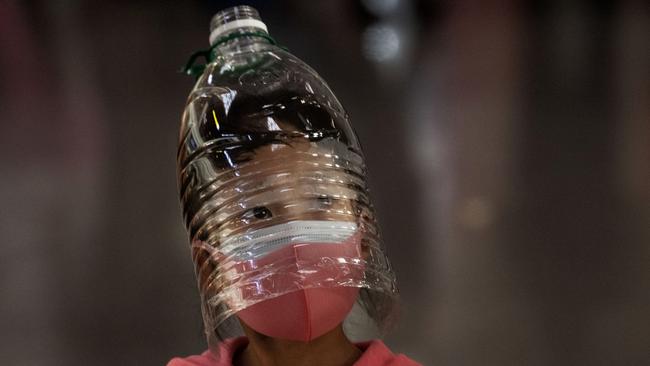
[[167, 338, 421, 366]]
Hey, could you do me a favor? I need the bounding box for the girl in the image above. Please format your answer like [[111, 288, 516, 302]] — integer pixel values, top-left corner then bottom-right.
[[169, 6, 421, 366]]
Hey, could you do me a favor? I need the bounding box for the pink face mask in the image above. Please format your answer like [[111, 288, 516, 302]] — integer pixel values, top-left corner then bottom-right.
[[220, 220, 364, 342]]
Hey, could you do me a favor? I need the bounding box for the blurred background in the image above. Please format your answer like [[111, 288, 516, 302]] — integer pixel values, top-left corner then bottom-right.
[[1, 0, 649, 365]]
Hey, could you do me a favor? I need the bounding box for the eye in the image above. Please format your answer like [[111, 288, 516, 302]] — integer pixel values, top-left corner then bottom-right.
[[251, 206, 272, 219], [317, 195, 332, 205]]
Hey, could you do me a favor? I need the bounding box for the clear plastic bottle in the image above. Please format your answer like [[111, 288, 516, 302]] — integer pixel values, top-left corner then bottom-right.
[[177, 5, 397, 349]]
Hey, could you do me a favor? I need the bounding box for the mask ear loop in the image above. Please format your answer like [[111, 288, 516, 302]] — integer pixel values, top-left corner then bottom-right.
[[180, 31, 287, 78]]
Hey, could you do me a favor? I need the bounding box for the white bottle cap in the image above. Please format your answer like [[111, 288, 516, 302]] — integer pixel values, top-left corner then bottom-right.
[[209, 6, 269, 46]]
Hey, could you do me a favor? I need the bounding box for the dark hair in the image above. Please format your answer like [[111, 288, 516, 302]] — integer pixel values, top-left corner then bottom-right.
[[196, 87, 354, 166]]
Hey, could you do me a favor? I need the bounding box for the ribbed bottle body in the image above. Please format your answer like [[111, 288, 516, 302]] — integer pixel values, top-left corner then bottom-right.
[[178, 37, 397, 338]]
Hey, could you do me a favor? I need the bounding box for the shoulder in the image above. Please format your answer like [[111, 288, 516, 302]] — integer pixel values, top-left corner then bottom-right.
[[355, 339, 422, 366], [166, 337, 249, 366], [166, 351, 215, 366]]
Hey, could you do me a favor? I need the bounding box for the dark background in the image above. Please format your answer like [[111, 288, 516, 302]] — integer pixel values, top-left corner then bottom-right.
[[1, 1, 648, 365]]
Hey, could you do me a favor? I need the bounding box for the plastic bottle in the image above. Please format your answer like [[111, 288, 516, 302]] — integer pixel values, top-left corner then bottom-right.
[[177, 5, 397, 348]]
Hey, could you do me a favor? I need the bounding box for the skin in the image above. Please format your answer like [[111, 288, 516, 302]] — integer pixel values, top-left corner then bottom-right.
[[192, 138, 369, 365], [230, 141, 363, 366]]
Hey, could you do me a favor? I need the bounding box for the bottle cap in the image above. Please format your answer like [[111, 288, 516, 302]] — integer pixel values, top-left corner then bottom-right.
[[209, 5, 268, 46]]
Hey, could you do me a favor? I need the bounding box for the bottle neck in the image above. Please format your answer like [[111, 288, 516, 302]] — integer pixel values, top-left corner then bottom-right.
[[208, 5, 271, 57], [210, 27, 274, 58]]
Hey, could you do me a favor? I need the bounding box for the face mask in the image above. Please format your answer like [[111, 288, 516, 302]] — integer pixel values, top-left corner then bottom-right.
[[220, 220, 363, 342]]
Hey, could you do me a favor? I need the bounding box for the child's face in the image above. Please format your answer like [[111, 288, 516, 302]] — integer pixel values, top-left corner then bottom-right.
[[193, 139, 364, 303], [228, 140, 358, 229]]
